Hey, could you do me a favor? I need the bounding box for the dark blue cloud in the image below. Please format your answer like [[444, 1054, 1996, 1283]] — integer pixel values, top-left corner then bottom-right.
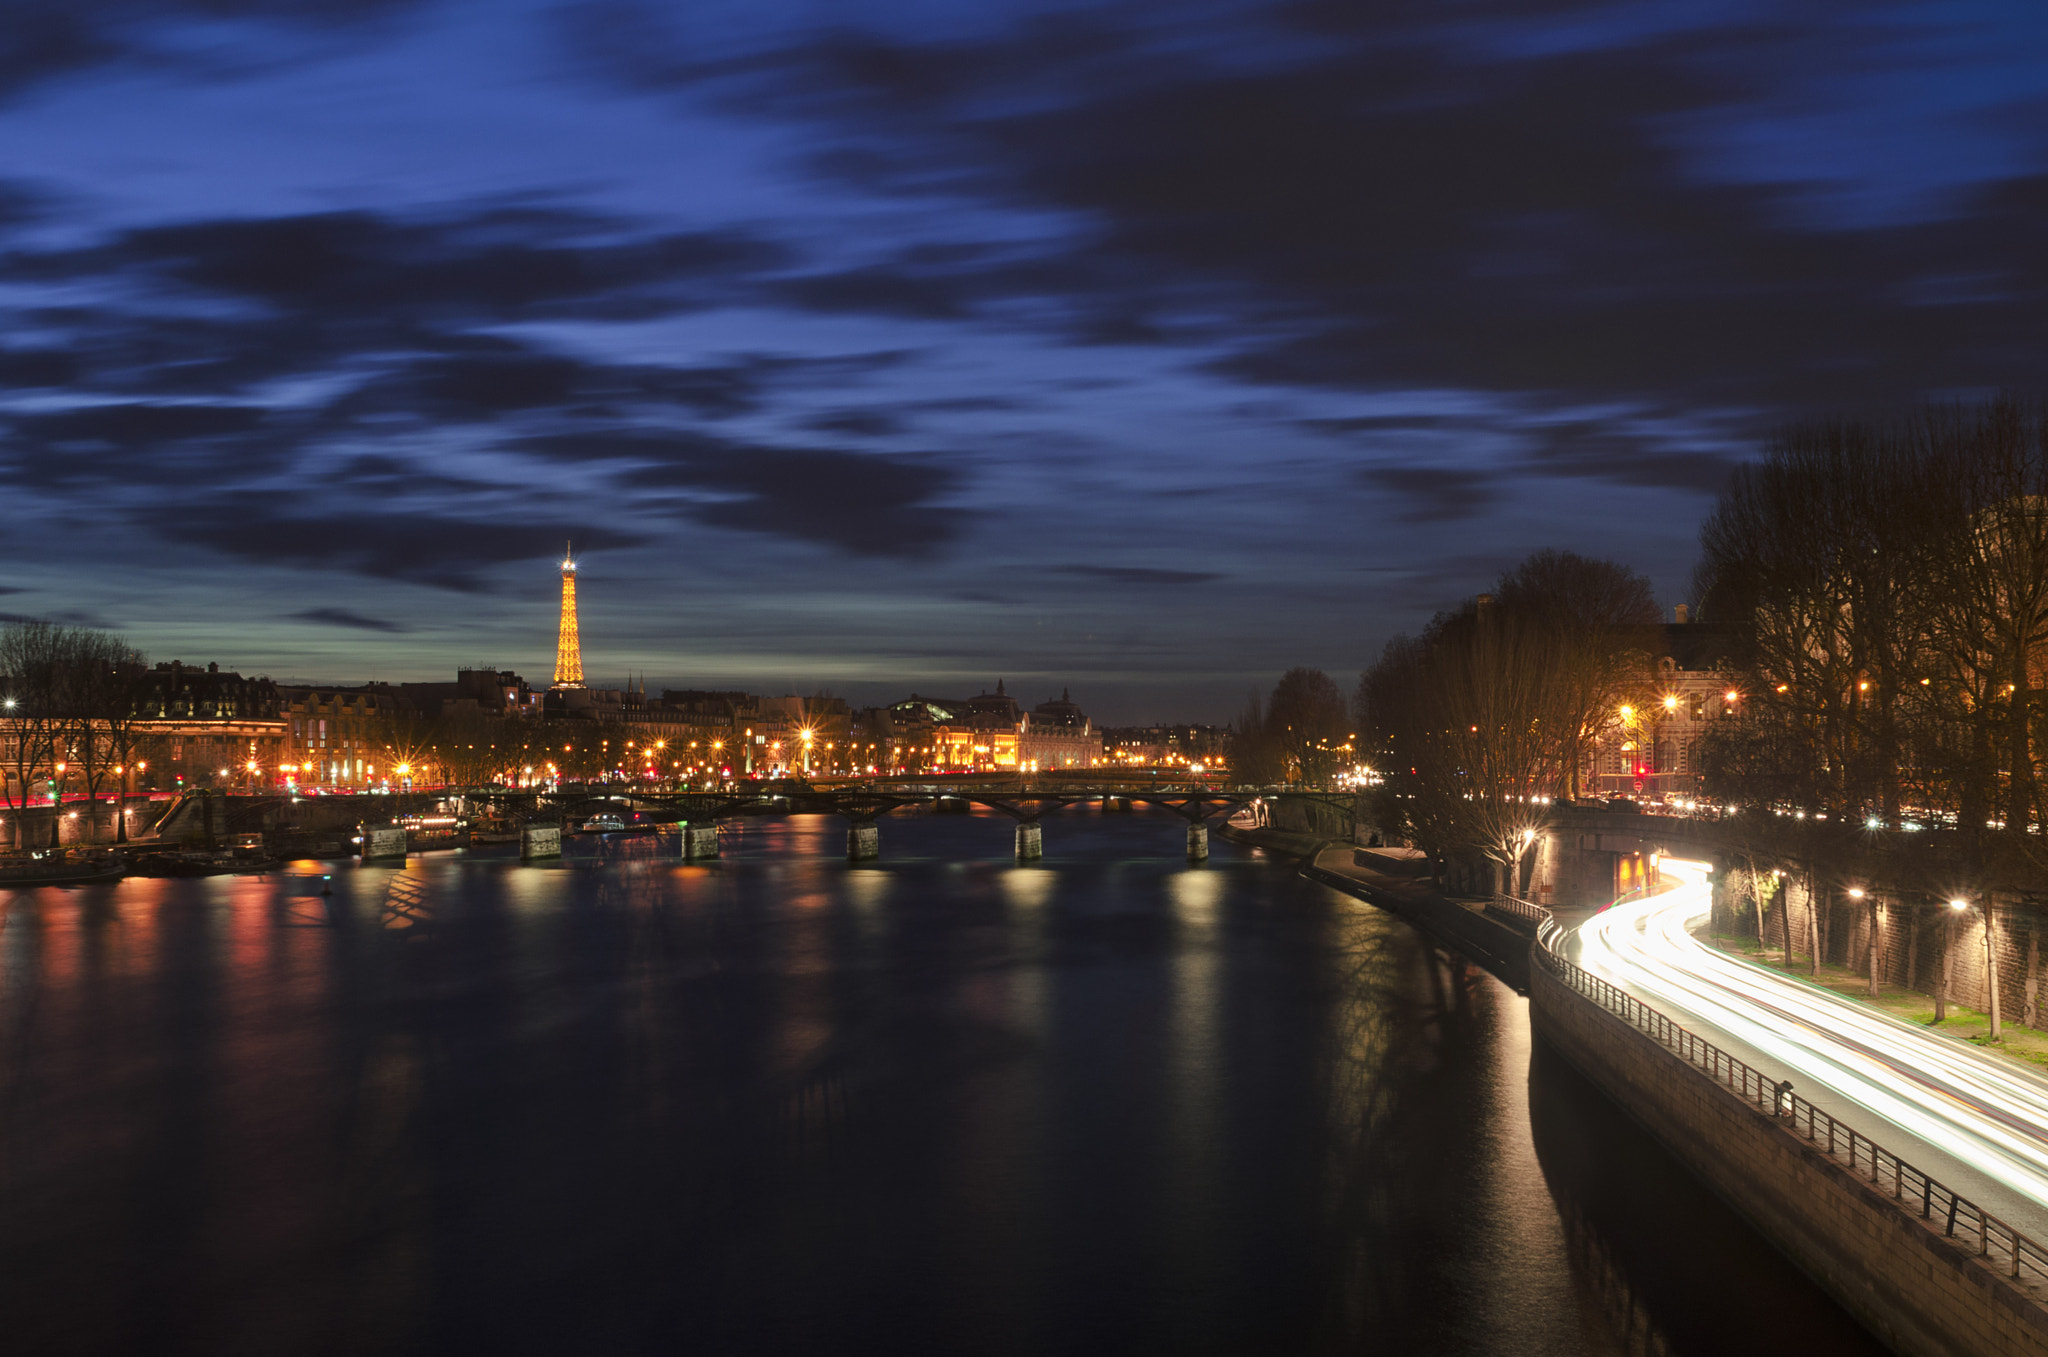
[[1052, 566, 1223, 585], [0, 0, 2042, 715], [289, 607, 409, 633]]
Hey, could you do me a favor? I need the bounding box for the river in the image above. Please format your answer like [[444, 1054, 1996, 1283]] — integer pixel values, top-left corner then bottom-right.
[[0, 805, 1883, 1354]]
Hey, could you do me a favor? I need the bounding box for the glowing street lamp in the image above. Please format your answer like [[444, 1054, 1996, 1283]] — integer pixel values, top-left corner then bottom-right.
[[1937, 897, 1971, 1022], [1946, 896, 2004, 1039]]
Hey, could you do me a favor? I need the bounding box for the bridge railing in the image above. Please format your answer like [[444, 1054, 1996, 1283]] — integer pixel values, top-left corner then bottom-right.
[[1487, 892, 1550, 932], [1530, 905, 2048, 1286]]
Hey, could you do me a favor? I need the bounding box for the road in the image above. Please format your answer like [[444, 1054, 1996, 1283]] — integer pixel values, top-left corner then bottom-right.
[[1572, 860, 2048, 1230]]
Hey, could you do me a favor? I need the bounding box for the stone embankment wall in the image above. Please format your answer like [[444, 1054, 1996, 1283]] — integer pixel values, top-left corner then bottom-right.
[[1262, 792, 1362, 841], [1533, 956, 2048, 1357], [1298, 852, 1535, 992]]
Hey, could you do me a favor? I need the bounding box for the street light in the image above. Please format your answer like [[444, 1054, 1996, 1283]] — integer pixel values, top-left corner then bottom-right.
[[1937, 897, 1971, 1022], [1847, 888, 1879, 998], [1946, 896, 2004, 1040]]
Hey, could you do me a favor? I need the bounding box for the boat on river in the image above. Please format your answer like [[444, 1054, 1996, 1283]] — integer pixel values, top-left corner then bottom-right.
[[0, 853, 127, 887]]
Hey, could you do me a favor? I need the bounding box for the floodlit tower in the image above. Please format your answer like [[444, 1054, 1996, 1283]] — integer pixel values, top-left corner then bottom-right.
[[553, 543, 585, 688]]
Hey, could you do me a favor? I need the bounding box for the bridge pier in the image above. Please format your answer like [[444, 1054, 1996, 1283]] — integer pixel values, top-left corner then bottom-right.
[[1015, 822, 1042, 860], [682, 823, 719, 860], [1103, 795, 1131, 813], [1186, 824, 1209, 861], [362, 825, 407, 864], [520, 824, 562, 861], [848, 822, 880, 861]]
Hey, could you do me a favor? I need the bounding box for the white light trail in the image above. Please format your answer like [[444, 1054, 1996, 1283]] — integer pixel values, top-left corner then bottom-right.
[[1577, 860, 2048, 1208]]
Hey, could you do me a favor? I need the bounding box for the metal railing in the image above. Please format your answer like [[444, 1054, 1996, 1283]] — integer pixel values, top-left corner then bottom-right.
[[1531, 910, 2048, 1288], [1488, 891, 1550, 930]]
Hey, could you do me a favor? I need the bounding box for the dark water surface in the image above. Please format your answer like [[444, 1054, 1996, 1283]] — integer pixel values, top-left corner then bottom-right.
[[0, 808, 1878, 1355]]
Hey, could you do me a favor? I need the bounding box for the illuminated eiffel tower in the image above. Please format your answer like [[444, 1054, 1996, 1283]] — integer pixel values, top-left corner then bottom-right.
[[553, 542, 585, 688]]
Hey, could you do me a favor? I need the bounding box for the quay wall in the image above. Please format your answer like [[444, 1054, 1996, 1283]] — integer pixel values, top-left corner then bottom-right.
[[1299, 857, 1533, 992], [1531, 954, 2048, 1357], [1218, 821, 1534, 992]]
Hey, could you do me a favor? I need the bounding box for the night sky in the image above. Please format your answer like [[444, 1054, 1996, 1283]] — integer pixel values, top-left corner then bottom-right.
[[3, 1, 2044, 720]]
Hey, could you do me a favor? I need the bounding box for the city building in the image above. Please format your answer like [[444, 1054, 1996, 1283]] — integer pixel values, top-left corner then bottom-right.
[[132, 661, 289, 790], [1582, 609, 1745, 799], [1099, 723, 1231, 770], [1019, 690, 1096, 770], [276, 684, 406, 789]]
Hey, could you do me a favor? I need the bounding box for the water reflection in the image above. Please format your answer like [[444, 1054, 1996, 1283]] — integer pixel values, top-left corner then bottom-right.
[[1529, 1039, 1889, 1356], [0, 808, 1874, 1355]]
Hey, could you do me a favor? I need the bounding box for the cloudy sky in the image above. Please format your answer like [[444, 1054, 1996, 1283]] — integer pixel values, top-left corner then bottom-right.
[[1, 0, 2043, 720]]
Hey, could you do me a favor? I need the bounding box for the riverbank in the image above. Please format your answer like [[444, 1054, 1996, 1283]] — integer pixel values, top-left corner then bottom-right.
[[1218, 821, 1536, 991]]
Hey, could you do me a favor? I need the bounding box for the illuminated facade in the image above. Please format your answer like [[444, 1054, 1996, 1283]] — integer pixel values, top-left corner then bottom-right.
[[279, 687, 402, 787], [553, 545, 585, 688], [1583, 613, 1744, 799], [1019, 691, 1096, 769]]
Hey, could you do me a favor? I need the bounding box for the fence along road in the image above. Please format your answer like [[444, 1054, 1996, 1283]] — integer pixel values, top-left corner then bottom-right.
[[1560, 860, 2048, 1280]]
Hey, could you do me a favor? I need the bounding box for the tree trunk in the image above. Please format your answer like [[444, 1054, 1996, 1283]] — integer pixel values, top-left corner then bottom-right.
[[1937, 915, 1954, 1021], [79, 719, 94, 845], [2026, 922, 2040, 1030], [1868, 898, 1882, 998], [1809, 874, 1822, 978], [1906, 902, 1920, 993], [2010, 663, 2037, 835], [1987, 904, 2003, 1041]]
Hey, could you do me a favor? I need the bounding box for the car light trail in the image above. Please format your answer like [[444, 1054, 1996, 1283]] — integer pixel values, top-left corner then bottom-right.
[[1577, 860, 2048, 1209]]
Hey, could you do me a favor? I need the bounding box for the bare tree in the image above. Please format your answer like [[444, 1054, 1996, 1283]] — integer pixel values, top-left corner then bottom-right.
[[0, 621, 145, 848], [1697, 397, 2048, 862], [1359, 597, 1577, 892], [1266, 668, 1350, 786], [1494, 550, 1661, 798], [1229, 688, 1277, 785]]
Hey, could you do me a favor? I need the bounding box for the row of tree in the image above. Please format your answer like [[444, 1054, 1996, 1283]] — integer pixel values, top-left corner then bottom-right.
[[1229, 668, 1353, 786], [1293, 395, 2048, 896], [1696, 397, 2048, 853], [1353, 551, 1661, 888], [0, 621, 151, 843]]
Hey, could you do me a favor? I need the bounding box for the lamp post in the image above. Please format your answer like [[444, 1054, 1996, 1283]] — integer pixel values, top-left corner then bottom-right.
[[1967, 896, 2003, 1041], [1849, 887, 1877, 998], [1939, 897, 1967, 1022]]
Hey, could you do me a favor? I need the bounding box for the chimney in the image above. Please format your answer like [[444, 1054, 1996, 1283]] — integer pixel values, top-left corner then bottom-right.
[[1674, 604, 1690, 624]]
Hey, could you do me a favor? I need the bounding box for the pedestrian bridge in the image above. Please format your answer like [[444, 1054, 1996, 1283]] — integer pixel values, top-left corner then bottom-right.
[[468, 777, 1361, 862]]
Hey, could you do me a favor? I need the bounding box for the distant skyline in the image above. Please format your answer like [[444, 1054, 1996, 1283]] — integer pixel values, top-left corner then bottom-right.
[[3, 0, 2045, 720]]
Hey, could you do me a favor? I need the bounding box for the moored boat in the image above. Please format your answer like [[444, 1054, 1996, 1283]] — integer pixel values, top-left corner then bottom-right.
[[0, 853, 127, 887]]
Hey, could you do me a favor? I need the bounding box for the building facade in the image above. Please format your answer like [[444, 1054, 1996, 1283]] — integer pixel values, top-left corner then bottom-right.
[[1582, 614, 1744, 800], [1019, 690, 1096, 770]]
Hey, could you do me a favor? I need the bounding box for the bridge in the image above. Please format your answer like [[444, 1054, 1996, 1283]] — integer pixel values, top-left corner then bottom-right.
[[1522, 805, 1763, 914], [465, 775, 1362, 861]]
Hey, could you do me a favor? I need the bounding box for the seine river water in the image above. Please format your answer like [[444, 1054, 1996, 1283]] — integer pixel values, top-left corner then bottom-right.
[[0, 806, 1884, 1355]]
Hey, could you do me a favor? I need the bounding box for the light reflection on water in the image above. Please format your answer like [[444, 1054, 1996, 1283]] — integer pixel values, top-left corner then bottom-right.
[[0, 808, 1875, 1355]]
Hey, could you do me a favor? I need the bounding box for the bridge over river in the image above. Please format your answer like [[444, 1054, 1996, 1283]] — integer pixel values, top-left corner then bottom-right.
[[466, 775, 1362, 861]]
